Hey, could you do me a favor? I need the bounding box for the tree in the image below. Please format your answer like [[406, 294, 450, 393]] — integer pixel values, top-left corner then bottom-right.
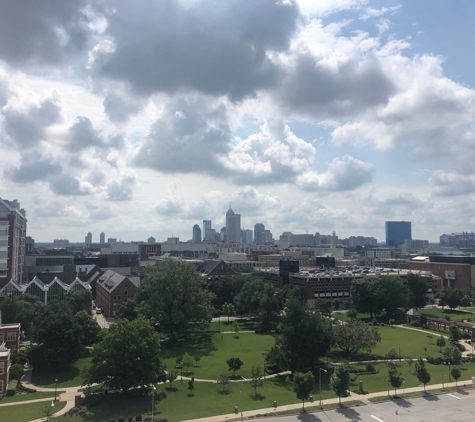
[[187, 379, 194, 394], [350, 277, 384, 318], [167, 370, 179, 387], [332, 320, 381, 355], [226, 357, 243, 376], [41, 403, 54, 421], [436, 335, 446, 352], [347, 309, 358, 320], [29, 300, 85, 369], [268, 298, 332, 373], [9, 363, 25, 380], [182, 352, 195, 374], [217, 373, 229, 392], [74, 310, 101, 346], [233, 321, 240, 338], [65, 290, 93, 315], [222, 302, 236, 322], [83, 318, 163, 394], [442, 346, 462, 364], [235, 279, 284, 332], [405, 273, 428, 310], [449, 324, 462, 345], [250, 365, 264, 396], [407, 358, 414, 374], [450, 366, 461, 387], [0, 296, 42, 336], [387, 363, 404, 397], [292, 371, 315, 410], [414, 358, 431, 391], [316, 299, 332, 317], [330, 365, 351, 405], [210, 275, 250, 309], [378, 276, 410, 318], [438, 288, 462, 310], [115, 299, 138, 321], [136, 259, 215, 337], [333, 300, 341, 310]]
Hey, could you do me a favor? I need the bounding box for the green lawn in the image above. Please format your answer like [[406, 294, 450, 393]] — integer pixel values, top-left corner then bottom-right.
[[206, 319, 256, 332], [160, 332, 275, 379], [419, 307, 471, 321], [0, 401, 66, 422], [0, 391, 65, 404], [54, 376, 332, 422], [31, 356, 91, 388], [328, 326, 444, 362]]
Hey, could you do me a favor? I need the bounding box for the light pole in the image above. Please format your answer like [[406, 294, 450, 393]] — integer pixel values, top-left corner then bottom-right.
[[54, 379, 58, 402], [319, 368, 327, 408], [151, 385, 156, 420], [240, 380, 244, 422], [398, 345, 401, 361], [448, 361, 451, 383]]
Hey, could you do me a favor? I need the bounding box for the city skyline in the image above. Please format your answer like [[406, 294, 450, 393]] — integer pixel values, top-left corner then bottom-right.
[[0, 1, 474, 243]]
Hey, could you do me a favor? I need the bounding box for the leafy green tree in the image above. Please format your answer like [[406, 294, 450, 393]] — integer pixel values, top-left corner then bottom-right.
[[450, 366, 461, 387], [222, 302, 236, 322], [350, 277, 384, 318], [405, 273, 428, 310], [378, 276, 410, 318], [387, 362, 404, 396], [438, 288, 462, 310], [442, 346, 462, 364], [83, 318, 163, 394], [115, 299, 138, 321], [250, 365, 264, 396], [316, 299, 332, 317], [65, 290, 93, 315], [74, 310, 101, 346], [333, 300, 341, 310], [210, 275, 251, 309], [0, 296, 42, 336], [226, 357, 243, 376], [9, 363, 25, 380], [41, 402, 54, 421], [347, 309, 358, 320], [449, 324, 462, 345], [292, 371, 315, 410], [235, 279, 284, 332], [436, 335, 446, 351], [217, 373, 229, 392], [233, 321, 240, 338], [29, 300, 85, 369], [332, 320, 381, 355], [330, 365, 350, 405], [167, 370, 179, 387], [182, 352, 195, 374], [268, 298, 332, 373], [414, 358, 431, 391], [136, 259, 215, 337]]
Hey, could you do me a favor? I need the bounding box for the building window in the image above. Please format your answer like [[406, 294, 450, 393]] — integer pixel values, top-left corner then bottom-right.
[[117, 295, 121, 300], [0, 333, 3, 343], [0, 380, 3, 393], [7, 332, 16, 342], [0, 362, 4, 375], [113, 295, 116, 301], [124, 290, 128, 296]]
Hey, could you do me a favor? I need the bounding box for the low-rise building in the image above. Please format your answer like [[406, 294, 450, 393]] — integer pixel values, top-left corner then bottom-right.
[[95, 270, 138, 317]]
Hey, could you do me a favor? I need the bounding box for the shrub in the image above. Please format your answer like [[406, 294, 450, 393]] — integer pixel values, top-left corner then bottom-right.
[[136, 415, 143, 421], [426, 356, 441, 365], [409, 321, 420, 327], [108, 419, 117, 422], [6, 379, 18, 396], [461, 332, 471, 339], [456, 343, 466, 352], [365, 362, 376, 373], [385, 348, 399, 359], [16, 382, 36, 393], [9, 363, 25, 380], [118, 417, 125, 422]]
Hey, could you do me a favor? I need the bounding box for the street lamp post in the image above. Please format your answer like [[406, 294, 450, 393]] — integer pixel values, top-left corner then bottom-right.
[[54, 379, 58, 402], [240, 381, 244, 422], [151, 385, 156, 420], [319, 368, 327, 408], [448, 361, 451, 383]]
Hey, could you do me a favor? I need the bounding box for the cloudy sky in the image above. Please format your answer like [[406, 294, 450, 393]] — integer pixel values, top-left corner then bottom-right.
[[0, 0, 474, 243]]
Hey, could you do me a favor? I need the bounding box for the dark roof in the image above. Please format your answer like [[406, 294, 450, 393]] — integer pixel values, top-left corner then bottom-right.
[[97, 270, 128, 292]]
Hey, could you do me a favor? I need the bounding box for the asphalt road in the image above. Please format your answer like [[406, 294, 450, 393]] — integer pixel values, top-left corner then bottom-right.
[[252, 389, 475, 422]]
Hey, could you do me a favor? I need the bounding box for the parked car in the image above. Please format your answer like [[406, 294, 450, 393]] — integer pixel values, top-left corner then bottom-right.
[[96, 309, 102, 314]]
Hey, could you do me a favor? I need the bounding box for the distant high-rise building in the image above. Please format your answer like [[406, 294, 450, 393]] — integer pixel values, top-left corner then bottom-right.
[[108, 238, 117, 244], [226, 207, 241, 243], [192, 224, 202, 243], [100, 232, 105, 244], [258, 229, 274, 245], [0, 198, 27, 288], [53, 239, 69, 248], [85, 232, 92, 247], [203, 220, 212, 240], [385, 221, 412, 247], [220, 227, 226, 242], [254, 223, 265, 245], [148, 236, 156, 244], [242, 229, 253, 244]]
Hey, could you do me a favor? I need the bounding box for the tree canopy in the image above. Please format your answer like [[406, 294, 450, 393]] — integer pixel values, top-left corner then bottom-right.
[[330, 365, 350, 404], [268, 298, 332, 373], [136, 259, 215, 336], [332, 320, 381, 355], [65, 290, 93, 315], [405, 273, 428, 310], [292, 371, 315, 410], [83, 318, 163, 394], [0, 296, 43, 336], [438, 288, 462, 310]]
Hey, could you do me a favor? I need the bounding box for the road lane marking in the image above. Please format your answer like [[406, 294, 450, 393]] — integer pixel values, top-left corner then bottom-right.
[[371, 416, 385, 422], [447, 393, 461, 400]]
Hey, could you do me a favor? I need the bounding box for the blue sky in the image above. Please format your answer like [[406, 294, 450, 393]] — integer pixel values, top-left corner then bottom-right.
[[0, 0, 474, 243]]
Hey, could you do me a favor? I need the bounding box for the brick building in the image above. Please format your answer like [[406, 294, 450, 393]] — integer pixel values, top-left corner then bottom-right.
[[0, 311, 21, 398], [95, 270, 139, 317]]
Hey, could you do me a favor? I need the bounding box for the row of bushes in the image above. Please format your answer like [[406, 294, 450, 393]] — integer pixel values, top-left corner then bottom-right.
[[6, 380, 18, 397], [102, 416, 171, 422]]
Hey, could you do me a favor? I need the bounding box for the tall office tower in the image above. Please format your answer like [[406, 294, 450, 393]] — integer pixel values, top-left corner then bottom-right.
[[258, 229, 274, 245], [100, 232, 105, 244], [220, 227, 226, 242], [225, 207, 241, 243], [314, 232, 321, 246], [203, 220, 212, 240], [192, 224, 202, 243], [242, 229, 253, 244], [85, 232, 92, 247], [0, 198, 27, 288], [385, 221, 412, 247], [331, 231, 337, 249], [254, 223, 265, 245]]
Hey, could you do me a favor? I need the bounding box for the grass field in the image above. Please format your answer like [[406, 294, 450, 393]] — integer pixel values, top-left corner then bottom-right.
[[419, 307, 472, 321], [0, 401, 66, 422], [31, 356, 91, 388], [160, 332, 275, 379], [0, 391, 65, 404], [206, 319, 256, 332]]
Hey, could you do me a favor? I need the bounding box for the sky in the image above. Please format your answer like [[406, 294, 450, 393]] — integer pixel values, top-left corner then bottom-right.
[[0, 0, 474, 243]]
